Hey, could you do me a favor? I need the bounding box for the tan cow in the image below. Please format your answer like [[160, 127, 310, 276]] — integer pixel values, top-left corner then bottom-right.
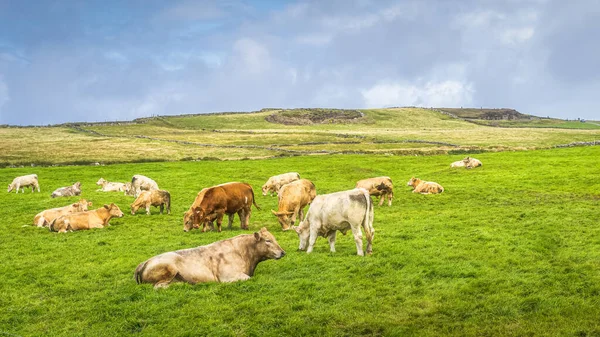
[[96, 178, 127, 192], [131, 175, 159, 197], [451, 157, 483, 169], [134, 227, 285, 288], [262, 172, 300, 196], [271, 179, 316, 230], [407, 177, 444, 194], [8, 174, 40, 193], [355, 176, 394, 206], [50, 203, 124, 233], [33, 199, 92, 227], [51, 182, 81, 198], [131, 190, 171, 215]]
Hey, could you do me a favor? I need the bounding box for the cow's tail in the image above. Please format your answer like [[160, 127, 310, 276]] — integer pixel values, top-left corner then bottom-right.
[[134, 260, 149, 284], [250, 186, 261, 210], [361, 189, 375, 244]]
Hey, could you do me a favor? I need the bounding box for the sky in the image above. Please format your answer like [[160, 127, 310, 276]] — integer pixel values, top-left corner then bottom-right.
[[0, 0, 599, 125]]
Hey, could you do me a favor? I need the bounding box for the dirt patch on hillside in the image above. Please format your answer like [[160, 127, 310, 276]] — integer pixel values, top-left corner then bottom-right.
[[265, 108, 367, 125], [438, 108, 530, 120]]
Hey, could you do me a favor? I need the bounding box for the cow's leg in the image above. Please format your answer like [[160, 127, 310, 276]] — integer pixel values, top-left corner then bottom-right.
[[306, 227, 319, 254], [216, 214, 224, 232], [228, 213, 235, 229], [15, 183, 20, 193], [378, 195, 384, 206], [220, 273, 251, 283], [351, 226, 365, 256], [146, 206, 150, 215], [327, 231, 337, 253], [31, 185, 35, 193], [152, 264, 179, 289], [242, 207, 251, 230], [388, 191, 393, 206], [160, 204, 164, 215]]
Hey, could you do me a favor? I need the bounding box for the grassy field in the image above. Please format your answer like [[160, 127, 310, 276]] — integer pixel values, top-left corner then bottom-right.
[[1, 146, 599, 336]]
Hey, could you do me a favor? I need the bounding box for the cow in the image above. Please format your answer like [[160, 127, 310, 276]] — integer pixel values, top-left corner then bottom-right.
[[134, 227, 285, 288], [96, 178, 127, 192], [131, 175, 159, 197], [183, 182, 259, 232], [450, 159, 467, 168], [131, 190, 171, 215], [261, 172, 300, 196], [50, 203, 124, 233], [291, 188, 374, 256], [123, 182, 136, 196], [183, 188, 209, 232], [33, 199, 92, 227], [271, 179, 316, 230], [407, 177, 444, 194], [8, 174, 40, 193], [355, 176, 394, 206], [51, 182, 81, 198], [465, 157, 483, 169]]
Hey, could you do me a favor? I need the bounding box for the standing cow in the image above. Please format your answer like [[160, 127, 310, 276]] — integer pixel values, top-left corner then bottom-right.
[[355, 176, 393, 206], [262, 172, 300, 196], [8, 174, 40, 193], [51, 182, 81, 198], [271, 179, 316, 230], [131, 190, 171, 215], [131, 175, 159, 197], [292, 188, 374, 256], [183, 182, 259, 232]]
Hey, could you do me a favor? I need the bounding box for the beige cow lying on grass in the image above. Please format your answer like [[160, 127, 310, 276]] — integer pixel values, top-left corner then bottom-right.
[[50, 203, 124, 232], [96, 178, 127, 192], [33, 199, 92, 227], [407, 177, 444, 194], [355, 176, 394, 206], [131, 190, 171, 215], [51, 182, 81, 198], [134, 227, 285, 288], [8, 174, 40, 193], [451, 157, 483, 169]]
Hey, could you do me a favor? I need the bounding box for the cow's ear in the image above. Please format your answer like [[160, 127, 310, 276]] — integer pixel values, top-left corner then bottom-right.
[[254, 232, 261, 241], [260, 227, 268, 233], [104, 204, 109, 209]]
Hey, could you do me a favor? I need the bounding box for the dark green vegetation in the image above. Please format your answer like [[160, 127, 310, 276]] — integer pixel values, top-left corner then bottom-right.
[[264, 108, 366, 125], [1, 146, 599, 336]]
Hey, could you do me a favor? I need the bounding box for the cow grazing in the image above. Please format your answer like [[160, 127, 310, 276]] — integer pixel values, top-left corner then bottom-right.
[[33, 199, 92, 227], [262, 172, 300, 196], [8, 174, 40, 193], [355, 176, 394, 206], [50, 203, 124, 233], [183, 182, 259, 232], [96, 178, 127, 192], [51, 182, 81, 198], [271, 179, 316, 230], [407, 177, 444, 194], [131, 175, 159, 197], [134, 227, 285, 288], [292, 188, 374, 256], [131, 190, 171, 215]]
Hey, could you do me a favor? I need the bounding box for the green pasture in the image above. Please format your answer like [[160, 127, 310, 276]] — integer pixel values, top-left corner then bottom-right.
[[1, 146, 599, 336]]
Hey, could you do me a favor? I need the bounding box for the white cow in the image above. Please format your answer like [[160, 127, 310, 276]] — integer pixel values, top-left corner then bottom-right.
[[131, 175, 159, 197], [262, 172, 300, 196], [8, 174, 40, 193], [292, 188, 374, 256], [96, 178, 127, 192]]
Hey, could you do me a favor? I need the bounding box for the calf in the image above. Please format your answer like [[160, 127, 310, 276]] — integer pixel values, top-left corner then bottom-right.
[[51, 182, 81, 198], [33, 199, 92, 227], [131, 190, 171, 215], [96, 178, 127, 192], [135, 227, 285, 288], [8, 174, 40, 193], [271, 179, 316, 230], [123, 182, 136, 196], [292, 188, 374, 256], [262, 172, 300, 196], [355, 176, 394, 206], [407, 177, 444, 194], [50, 203, 124, 233], [131, 175, 159, 197]]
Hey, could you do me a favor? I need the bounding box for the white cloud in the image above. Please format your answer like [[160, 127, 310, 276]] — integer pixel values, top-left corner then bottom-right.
[[233, 38, 270, 73], [361, 80, 474, 108], [500, 27, 535, 45]]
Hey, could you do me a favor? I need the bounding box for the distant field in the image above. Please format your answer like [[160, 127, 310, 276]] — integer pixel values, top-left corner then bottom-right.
[[3, 108, 599, 165], [1, 147, 599, 336]]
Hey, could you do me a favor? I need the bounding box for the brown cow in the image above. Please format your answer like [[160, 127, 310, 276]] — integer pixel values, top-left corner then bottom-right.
[[134, 227, 285, 288], [33, 199, 92, 227], [407, 177, 444, 194], [355, 176, 394, 206], [183, 182, 259, 232], [271, 179, 316, 230], [131, 190, 171, 215], [50, 203, 124, 232]]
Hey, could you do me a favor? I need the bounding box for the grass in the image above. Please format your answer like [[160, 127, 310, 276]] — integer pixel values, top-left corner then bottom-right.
[[1, 146, 600, 336]]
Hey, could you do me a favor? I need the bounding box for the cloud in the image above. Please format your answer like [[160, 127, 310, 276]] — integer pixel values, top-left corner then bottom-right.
[[232, 38, 271, 74], [362, 80, 474, 108]]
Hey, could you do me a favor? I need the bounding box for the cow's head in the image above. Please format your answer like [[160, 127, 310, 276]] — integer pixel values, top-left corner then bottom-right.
[[271, 210, 295, 230], [105, 203, 124, 218], [7, 184, 12, 193], [407, 177, 418, 187], [96, 178, 106, 186], [261, 184, 270, 196], [73, 182, 81, 191], [375, 182, 391, 194], [183, 209, 198, 232], [74, 199, 92, 212], [292, 220, 310, 251], [253, 227, 285, 260]]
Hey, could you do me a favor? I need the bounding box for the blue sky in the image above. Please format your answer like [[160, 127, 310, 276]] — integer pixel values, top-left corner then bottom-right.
[[0, 0, 598, 125]]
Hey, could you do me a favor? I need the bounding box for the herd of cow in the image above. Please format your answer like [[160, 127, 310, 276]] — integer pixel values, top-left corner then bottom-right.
[[8, 156, 481, 288]]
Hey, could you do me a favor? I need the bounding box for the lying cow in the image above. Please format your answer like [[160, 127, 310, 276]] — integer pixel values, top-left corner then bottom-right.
[[123, 182, 136, 196], [271, 179, 316, 230], [33, 199, 92, 227], [131, 190, 171, 215], [96, 178, 127, 192], [407, 177, 444, 194], [50, 203, 124, 233], [451, 156, 483, 169], [134, 227, 285, 288], [450, 159, 467, 168], [131, 175, 159, 197], [292, 188, 374, 256], [355, 176, 394, 206], [183, 182, 259, 232], [51, 182, 81, 198], [262, 172, 300, 196], [8, 174, 40, 193]]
